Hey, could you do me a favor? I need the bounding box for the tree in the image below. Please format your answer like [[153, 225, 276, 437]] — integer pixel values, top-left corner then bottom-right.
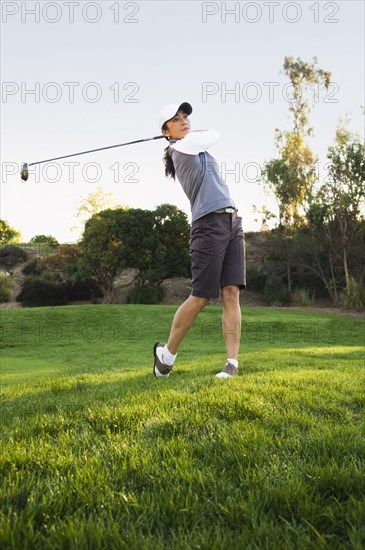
[[262, 131, 318, 227], [307, 121, 365, 294], [29, 234, 59, 248], [79, 205, 191, 302], [72, 186, 121, 235], [115, 205, 190, 285], [260, 56, 331, 293], [0, 220, 21, 245], [261, 132, 317, 293], [325, 125, 365, 287], [80, 209, 124, 303], [261, 56, 331, 226], [282, 55, 331, 137], [150, 204, 191, 282], [115, 208, 159, 283]]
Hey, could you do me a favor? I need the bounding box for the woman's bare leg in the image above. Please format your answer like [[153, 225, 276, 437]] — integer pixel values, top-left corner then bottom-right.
[[166, 295, 209, 355]]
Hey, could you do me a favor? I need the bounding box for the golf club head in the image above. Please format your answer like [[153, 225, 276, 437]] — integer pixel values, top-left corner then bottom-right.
[[21, 163, 29, 181]]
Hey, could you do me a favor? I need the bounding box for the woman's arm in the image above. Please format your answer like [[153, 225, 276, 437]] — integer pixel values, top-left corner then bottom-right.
[[170, 129, 220, 156]]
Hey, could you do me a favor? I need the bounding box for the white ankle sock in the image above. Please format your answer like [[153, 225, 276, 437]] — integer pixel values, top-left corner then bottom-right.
[[227, 358, 238, 369], [163, 345, 176, 366]]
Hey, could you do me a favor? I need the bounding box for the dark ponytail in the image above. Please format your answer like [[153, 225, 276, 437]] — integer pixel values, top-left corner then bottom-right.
[[161, 122, 176, 180], [163, 146, 176, 180]]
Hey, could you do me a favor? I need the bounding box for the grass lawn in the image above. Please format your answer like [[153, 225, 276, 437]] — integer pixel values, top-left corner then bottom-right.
[[0, 305, 364, 549]]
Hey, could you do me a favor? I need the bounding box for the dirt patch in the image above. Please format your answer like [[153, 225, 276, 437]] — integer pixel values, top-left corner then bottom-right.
[[160, 278, 192, 305], [0, 301, 22, 310]]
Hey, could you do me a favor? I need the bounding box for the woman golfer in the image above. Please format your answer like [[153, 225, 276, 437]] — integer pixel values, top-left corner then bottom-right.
[[153, 101, 246, 378]]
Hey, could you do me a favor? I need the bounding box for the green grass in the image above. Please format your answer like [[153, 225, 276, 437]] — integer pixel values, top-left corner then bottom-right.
[[0, 305, 364, 550]]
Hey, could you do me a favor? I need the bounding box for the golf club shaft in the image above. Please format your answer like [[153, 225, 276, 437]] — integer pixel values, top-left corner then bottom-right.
[[28, 135, 165, 167]]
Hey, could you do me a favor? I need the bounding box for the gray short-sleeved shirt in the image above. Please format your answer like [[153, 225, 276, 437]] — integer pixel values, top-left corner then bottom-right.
[[169, 130, 236, 222]]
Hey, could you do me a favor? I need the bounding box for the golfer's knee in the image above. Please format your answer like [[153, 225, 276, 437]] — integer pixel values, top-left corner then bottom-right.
[[222, 285, 240, 304], [190, 295, 209, 310]]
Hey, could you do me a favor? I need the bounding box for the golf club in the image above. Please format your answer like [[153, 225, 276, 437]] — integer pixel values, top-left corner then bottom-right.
[[20, 134, 166, 181]]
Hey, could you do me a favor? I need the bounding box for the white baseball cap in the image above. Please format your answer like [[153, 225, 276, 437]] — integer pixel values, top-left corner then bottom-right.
[[158, 102, 193, 130]]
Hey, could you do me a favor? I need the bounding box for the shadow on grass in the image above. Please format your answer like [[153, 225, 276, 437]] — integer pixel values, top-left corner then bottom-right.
[[1, 368, 206, 425]]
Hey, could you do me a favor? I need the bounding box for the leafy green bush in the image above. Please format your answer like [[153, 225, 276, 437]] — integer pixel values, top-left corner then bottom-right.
[[246, 265, 267, 291], [64, 280, 102, 301], [0, 245, 28, 274], [263, 275, 289, 306], [17, 278, 67, 307], [340, 278, 365, 311], [22, 258, 42, 276], [42, 270, 58, 281], [290, 288, 315, 307], [22, 260, 62, 282], [127, 285, 164, 304], [0, 275, 14, 302]]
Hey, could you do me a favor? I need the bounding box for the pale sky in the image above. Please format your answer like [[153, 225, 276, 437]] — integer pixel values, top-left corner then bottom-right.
[[1, 0, 364, 242]]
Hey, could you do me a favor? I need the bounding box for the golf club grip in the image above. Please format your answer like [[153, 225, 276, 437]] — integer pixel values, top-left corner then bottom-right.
[[28, 135, 165, 167]]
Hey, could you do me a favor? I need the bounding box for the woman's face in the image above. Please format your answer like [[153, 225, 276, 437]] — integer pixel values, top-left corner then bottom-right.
[[162, 110, 191, 140]]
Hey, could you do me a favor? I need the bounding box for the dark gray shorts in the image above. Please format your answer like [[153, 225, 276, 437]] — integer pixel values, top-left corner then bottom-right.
[[190, 211, 246, 299]]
